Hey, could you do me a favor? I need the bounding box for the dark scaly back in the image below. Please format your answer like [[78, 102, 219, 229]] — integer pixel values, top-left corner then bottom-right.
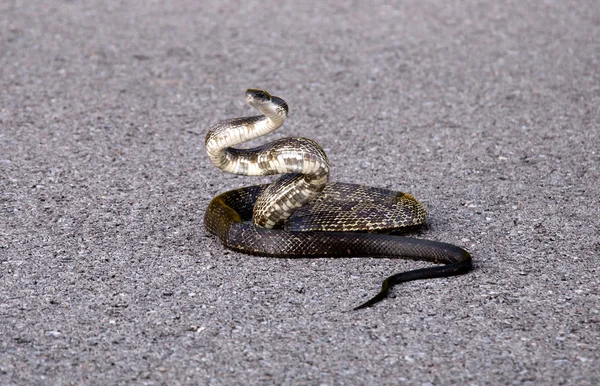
[[204, 183, 472, 309]]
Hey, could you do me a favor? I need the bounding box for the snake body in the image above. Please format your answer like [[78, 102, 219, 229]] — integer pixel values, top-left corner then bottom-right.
[[205, 89, 472, 309]]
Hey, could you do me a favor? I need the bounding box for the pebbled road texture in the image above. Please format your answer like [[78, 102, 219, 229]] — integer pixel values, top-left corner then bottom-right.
[[1, 1, 599, 385]]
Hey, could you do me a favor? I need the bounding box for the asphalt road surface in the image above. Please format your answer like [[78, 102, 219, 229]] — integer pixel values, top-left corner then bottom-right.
[[1, 1, 599, 385]]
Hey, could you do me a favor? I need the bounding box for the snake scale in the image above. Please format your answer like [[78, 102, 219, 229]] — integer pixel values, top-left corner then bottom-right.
[[204, 89, 472, 309]]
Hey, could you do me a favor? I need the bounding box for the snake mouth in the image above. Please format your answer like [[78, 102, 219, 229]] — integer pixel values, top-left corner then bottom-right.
[[246, 89, 272, 103]]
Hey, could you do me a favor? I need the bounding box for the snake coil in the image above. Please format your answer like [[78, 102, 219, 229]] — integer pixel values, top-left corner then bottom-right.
[[205, 89, 472, 309]]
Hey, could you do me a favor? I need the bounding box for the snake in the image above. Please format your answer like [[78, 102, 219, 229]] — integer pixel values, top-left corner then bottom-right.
[[204, 89, 472, 310]]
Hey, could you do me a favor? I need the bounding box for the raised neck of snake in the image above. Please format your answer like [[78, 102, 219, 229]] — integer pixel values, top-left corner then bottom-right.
[[205, 89, 329, 228]]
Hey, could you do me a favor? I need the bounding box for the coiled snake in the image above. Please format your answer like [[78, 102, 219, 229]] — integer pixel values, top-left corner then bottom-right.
[[204, 89, 472, 309]]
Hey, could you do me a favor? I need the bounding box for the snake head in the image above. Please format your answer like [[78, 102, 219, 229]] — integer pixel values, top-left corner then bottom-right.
[[246, 89, 272, 105], [245, 89, 288, 116]]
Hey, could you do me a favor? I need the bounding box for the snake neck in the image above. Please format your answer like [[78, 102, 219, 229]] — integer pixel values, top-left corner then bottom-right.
[[205, 96, 288, 173], [206, 89, 329, 229]]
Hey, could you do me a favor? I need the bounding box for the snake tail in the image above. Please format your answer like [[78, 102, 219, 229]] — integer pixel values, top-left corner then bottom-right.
[[353, 254, 472, 310]]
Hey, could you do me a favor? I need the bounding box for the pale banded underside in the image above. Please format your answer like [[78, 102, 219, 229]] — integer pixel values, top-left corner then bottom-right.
[[206, 89, 329, 228]]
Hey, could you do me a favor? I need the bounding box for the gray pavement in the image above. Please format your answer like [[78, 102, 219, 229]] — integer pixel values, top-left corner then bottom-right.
[[1, 1, 599, 385]]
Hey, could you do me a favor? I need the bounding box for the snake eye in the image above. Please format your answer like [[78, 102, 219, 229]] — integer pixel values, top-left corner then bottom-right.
[[246, 89, 272, 102]]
